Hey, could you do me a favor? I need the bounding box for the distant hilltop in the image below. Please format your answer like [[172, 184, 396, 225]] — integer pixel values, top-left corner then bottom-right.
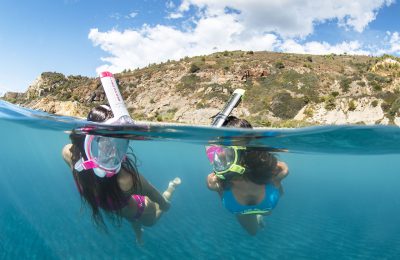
[[2, 51, 400, 127]]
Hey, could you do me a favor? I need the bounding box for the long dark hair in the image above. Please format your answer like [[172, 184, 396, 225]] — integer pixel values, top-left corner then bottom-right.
[[70, 105, 140, 228], [222, 116, 278, 185], [241, 148, 277, 184], [222, 116, 253, 128]]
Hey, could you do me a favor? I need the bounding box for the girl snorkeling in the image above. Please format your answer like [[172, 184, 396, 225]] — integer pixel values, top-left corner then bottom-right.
[[62, 105, 181, 244], [206, 116, 288, 235]]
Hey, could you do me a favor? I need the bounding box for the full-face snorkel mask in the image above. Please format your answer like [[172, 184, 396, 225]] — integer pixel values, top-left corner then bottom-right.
[[207, 89, 246, 179], [74, 71, 134, 178], [206, 145, 246, 179], [74, 134, 129, 177]]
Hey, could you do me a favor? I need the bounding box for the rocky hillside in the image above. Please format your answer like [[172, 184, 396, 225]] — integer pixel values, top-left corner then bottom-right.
[[2, 51, 400, 127]]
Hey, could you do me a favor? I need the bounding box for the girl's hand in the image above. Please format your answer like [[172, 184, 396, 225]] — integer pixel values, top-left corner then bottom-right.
[[275, 161, 289, 180], [207, 173, 221, 191]]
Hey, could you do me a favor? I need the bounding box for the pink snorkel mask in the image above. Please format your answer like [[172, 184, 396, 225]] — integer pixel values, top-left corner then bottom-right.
[[74, 71, 134, 178], [74, 135, 129, 178]]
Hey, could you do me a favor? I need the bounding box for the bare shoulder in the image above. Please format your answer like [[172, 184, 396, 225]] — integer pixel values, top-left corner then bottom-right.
[[117, 169, 135, 193], [62, 144, 73, 168]]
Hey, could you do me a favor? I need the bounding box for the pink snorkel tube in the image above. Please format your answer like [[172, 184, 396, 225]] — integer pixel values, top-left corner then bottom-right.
[[99, 71, 134, 125], [74, 71, 134, 178]]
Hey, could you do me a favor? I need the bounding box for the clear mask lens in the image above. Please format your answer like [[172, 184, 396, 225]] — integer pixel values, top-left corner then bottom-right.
[[206, 146, 236, 172], [92, 137, 129, 170]]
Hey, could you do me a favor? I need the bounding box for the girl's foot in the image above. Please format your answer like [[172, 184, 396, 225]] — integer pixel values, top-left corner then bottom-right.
[[136, 229, 144, 246], [163, 177, 181, 202], [132, 222, 144, 246], [257, 215, 265, 229], [169, 177, 182, 189]]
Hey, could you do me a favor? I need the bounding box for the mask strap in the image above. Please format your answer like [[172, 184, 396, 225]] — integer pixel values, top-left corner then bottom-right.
[[74, 158, 99, 172], [230, 164, 246, 174], [74, 158, 84, 172]]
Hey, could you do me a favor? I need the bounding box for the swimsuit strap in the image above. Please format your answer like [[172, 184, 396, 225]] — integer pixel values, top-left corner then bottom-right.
[[132, 194, 146, 219]]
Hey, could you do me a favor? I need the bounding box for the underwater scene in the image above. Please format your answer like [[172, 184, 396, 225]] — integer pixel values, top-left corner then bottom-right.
[[1, 100, 400, 259]]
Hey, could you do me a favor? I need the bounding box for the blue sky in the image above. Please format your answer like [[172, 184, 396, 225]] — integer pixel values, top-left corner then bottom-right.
[[0, 0, 399, 94]]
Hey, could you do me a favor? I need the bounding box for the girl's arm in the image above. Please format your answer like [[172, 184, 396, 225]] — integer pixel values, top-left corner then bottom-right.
[[62, 144, 73, 169], [138, 174, 170, 211], [272, 161, 289, 194]]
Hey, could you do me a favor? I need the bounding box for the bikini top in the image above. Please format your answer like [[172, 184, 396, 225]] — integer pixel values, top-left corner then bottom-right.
[[222, 183, 280, 215]]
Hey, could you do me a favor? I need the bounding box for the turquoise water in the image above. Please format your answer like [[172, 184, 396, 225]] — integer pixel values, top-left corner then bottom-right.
[[1, 100, 400, 259]]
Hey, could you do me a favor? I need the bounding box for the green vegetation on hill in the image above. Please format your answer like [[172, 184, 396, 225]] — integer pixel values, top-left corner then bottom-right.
[[2, 51, 400, 127]]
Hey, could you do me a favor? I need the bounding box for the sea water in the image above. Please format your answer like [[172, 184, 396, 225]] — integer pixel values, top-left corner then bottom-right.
[[0, 100, 400, 259]]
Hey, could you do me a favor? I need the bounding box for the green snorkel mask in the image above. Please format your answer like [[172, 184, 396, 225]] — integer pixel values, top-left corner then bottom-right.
[[206, 89, 247, 179], [206, 145, 247, 179]]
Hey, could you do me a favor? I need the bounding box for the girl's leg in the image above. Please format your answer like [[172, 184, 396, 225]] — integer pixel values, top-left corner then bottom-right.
[[155, 177, 182, 218], [162, 177, 182, 201], [131, 221, 144, 245], [141, 177, 182, 226], [236, 214, 261, 236]]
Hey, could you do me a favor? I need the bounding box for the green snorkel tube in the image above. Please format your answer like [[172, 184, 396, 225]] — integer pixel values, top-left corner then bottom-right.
[[211, 89, 245, 127]]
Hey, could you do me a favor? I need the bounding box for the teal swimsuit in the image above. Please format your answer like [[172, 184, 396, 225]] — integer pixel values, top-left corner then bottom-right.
[[222, 183, 280, 215]]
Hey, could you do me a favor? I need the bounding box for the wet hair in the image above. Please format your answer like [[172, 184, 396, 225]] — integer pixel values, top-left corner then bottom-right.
[[86, 105, 114, 122], [222, 116, 252, 128], [241, 148, 277, 185], [70, 105, 140, 228], [223, 116, 278, 185]]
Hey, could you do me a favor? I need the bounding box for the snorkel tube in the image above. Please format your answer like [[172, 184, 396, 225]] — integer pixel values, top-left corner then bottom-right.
[[99, 71, 134, 125], [211, 89, 245, 127], [74, 71, 133, 178]]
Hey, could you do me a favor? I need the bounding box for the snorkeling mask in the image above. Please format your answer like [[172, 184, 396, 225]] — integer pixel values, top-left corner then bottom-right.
[[206, 89, 246, 179], [74, 71, 133, 178], [74, 135, 129, 178], [206, 145, 246, 179]]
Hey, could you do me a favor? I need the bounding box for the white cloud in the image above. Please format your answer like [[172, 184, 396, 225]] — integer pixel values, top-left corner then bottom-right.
[[371, 31, 400, 55], [127, 12, 138, 19], [167, 12, 184, 19], [89, 0, 396, 74], [89, 14, 278, 73], [166, 1, 175, 9], [110, 13, 122, 20], [281, 40, 370, 55], [111, 11, 138, 20], [389, 32, 400, 54], [176, 0, 394, 37]]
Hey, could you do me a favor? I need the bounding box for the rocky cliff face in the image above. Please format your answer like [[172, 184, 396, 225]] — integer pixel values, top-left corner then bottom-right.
[[2, 51, 400, 127]]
